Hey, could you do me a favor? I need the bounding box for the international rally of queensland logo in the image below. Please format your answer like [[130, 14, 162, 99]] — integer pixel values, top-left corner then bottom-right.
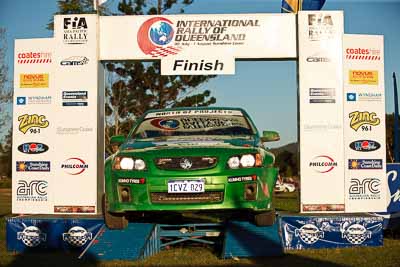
[[137, 17, 181, 57]]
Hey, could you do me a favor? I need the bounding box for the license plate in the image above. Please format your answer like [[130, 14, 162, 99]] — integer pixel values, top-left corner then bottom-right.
[[168, 179, 205, 193]]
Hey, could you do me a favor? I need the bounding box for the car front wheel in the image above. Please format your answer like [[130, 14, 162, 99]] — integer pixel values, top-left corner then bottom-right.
[[102, 194, 128, 230]]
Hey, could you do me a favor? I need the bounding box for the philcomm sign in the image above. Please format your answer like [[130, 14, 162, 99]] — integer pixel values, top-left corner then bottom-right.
[[99, 14, 297, 74]]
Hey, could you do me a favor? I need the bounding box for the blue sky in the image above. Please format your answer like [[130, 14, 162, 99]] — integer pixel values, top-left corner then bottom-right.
[[1, 0, 400, 147]]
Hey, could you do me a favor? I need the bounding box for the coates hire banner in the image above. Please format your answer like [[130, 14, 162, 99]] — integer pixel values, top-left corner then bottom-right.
[[343, 34, 387, 212], [298, 11, 345, 213], [99, 14, 297, 74]]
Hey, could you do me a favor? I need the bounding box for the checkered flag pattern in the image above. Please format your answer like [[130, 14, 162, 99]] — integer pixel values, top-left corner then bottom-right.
[[295, 229, 323, 244], [344, 233, 370, 245], [149, 46, 181, 57], [17, 232, 46, 247], [63, 232, 92, 247]]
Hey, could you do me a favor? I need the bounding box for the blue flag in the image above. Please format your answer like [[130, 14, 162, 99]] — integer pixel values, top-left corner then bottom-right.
[[281, 0, 326, 13]]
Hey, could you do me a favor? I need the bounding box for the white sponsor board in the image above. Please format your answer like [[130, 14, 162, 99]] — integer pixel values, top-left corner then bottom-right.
[[12, 38, 55, 213], [52, 14, 100, 214], [298, 11, 345, 212], [343, 34, 387, 212], [12, 15, 102, 214], [99, 13, 297, 62]]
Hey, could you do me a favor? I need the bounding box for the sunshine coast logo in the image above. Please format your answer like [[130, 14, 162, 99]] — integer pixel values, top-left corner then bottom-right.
[[137, 17, 180, 58], [18, 114, 49, 134], [349, 111, 380, 131]]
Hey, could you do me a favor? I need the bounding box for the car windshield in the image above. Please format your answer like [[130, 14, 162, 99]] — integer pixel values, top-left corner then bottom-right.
[[132, 109, 254, 140]]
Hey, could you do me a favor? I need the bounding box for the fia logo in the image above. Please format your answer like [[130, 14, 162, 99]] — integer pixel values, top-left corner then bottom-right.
[[64, 17, 87, 29]]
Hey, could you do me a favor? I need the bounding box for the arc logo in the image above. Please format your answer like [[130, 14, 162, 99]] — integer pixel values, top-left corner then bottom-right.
[[349, 111, 380, 131], [61, 158, 88, 175], [349, 140, 380, 152], [309, 155, 337, 173], [137, 17, 181, 57], [18, 142, 49, 154], [16, 180, 48, 201], [18, 114, 49, 134], [349, 178, 380, 195]]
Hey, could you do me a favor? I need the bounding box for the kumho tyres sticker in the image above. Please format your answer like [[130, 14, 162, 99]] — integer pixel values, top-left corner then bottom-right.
[[349, 111, 380, 132], [19, 73, 49, 88], [349, 70, 378, 85], [18, 114, 49, 134]]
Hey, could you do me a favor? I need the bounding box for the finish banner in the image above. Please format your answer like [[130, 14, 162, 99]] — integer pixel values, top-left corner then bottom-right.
[[99, 14, 297, 74], [343, 35, 387, 212]]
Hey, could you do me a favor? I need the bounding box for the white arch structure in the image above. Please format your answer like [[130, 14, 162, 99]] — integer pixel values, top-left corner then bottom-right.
[[12, 11, 387, 215]]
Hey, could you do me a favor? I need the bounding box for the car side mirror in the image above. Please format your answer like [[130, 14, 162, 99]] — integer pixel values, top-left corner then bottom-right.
[[260, 131, 280, 142], [110, 135, 126, 146]]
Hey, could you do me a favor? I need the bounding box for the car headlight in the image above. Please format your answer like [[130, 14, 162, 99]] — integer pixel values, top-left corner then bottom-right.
[[120, 158, 134, 170], [227, 156, 240, 169], [113, 157, 146, 170], [240, 154, 255, 167], [134, 159, 146, 170], [227, 153, 262, 169]]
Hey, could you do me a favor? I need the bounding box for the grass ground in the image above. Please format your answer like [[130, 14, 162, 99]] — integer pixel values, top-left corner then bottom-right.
[[1, 188, 400, 267]]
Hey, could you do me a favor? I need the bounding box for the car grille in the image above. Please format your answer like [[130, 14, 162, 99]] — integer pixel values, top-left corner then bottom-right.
[[154, 157, 217, 170], [150, 192, 223, 204]]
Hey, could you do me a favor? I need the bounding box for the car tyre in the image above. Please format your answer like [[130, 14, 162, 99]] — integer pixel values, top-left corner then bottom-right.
[[103, 194, 128, 230], [254, 209, 276, 226]]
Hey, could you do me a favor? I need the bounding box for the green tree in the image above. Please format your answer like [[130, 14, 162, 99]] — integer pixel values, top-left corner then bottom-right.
[[49, 1, 216, 154], [386, 113, 400, 163], [0, 27, 12, 178], [47, 0, 110, 30]]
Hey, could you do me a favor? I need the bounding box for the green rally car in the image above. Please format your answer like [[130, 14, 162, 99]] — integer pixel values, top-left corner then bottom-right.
[[104, 107, 280, 229]]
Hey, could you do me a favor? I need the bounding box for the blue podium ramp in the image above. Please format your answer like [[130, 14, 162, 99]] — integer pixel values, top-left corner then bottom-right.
[[222, 220, 283, 258], [82, 223, 157, 260]]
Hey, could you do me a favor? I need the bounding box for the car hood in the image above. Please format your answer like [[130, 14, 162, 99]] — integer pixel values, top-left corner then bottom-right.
[[120, 138, 258, 152]]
